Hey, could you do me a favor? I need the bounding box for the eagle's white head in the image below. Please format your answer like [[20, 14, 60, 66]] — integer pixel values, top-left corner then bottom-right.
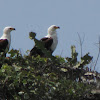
[[0, 26, 16, 49], [3, 26, 15, 35], [1, 26, 15, 39], [47, 25, 60, 36]]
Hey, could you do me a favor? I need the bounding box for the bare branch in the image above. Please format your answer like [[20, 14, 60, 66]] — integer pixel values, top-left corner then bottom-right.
[[77, 33, 85, 57], [93, 36, 100, 71]]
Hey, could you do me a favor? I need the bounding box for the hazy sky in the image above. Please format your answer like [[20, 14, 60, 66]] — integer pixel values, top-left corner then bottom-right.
[[0, 0, 100, 72]]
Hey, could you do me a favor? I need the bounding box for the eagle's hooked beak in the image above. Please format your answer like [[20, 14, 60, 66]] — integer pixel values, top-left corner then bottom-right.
[[10, 28, 16, 30], [54, 26, 60, 29]]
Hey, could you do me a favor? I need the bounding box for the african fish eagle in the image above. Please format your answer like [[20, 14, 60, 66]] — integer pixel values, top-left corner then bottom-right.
[[0, 26, 15, 56], [30, 25, 60, 56]]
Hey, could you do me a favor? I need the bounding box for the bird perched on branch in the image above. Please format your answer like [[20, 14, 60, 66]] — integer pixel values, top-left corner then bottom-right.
[[0, 26, 15, 57], [30, 25, 60, 57]]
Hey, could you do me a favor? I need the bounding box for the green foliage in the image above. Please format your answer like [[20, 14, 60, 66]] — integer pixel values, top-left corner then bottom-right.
[[66, 45, 78, 66], [66, 45, 93, 69], [29, 32, 36, 40], [0, 46, 94, 100]]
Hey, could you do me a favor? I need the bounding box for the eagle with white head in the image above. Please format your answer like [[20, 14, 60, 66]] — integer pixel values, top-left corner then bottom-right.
[[30, 25, 60, 56], [0, 26, 15, 56]]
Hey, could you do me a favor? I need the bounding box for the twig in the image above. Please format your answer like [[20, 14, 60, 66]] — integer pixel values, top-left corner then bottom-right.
[[93, 36, 100, 71], [77, 33, 85, 57]]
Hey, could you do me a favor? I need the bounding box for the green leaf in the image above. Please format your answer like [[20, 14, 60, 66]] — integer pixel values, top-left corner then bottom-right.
[[24, 93, 29, 100], [1, 69, 5, 73], [18, 91, 24, 95], [61, 68, 68, 72], [81, 53, 93, 65], [29, 32, 36, 39]]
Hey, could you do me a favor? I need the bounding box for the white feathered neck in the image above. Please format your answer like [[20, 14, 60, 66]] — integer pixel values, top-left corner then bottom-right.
[[45, 25, 58, 51]]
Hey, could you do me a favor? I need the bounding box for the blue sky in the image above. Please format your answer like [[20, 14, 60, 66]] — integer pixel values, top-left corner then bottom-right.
[[0, 0, 100, 72]]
